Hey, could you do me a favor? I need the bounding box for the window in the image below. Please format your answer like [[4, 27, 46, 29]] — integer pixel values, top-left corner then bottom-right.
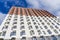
[[8, 15, 12, 18], [27, 19, 30, 22], [30, 30, 35, 35], [38, 17, 40, 19], [14, 15, 18, 18], [44, 26, 48, 29], [47, 30, 52, 34], [6, 18, 11, 21], [50, 26, 54, 29], [58, 35, 60, 39], [28, 26, 33, 30], [14, 19, 17, 21], [40, 36, 45, 40], [12, 26, 17, 30], [5, 22, 10, 24], [38, 23, 40, 25], [51, 35, 57, 40], [2, 26, 8, 30], [10, 31, 16, 36], [26, 17, 29, 19], [13, 22, 17, 24], [42, 22, 45, 25], [20, 26, 25, 30], [52, 23, 55, 25], [42, 31, 46, 34], [44, 20, 47, 22], [20, 19, 23, 21], [40, 26, 43, 29], [0, 32, 2, 36], [35, 26, 38, 29], [47, 22, 50, 25], [54, 29, 58, 34], [2, 31, 6, 36], [27, 22, 31, 25], [34, 22, 36, 25], [36, 20, 38, 22], [31, 17, 33, 19], [53, 20, 56, 22], [32, 37, 37, 40], [55, 26, 58, 29], [20, 22, 24, 25], [43, 18, 45, 20], [46, 36, 51, 40], [37, 30, 41, 35], [11, 38, 16, 40], [57, 23, 60, 25], [39, 20, 42, 22], [32, 19, 35, 21], [21, 37, 26, 40], [20, 30, 26, 36], [20, 16, 23, 19]]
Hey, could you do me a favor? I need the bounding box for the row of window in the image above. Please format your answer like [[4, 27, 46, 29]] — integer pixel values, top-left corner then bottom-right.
[[0, 35, 59, 40], [2, 25, 59, 34], [6, 15, 60, 26], [1, 29, 59, 37]]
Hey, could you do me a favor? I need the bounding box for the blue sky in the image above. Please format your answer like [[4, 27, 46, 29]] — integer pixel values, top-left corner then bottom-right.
[[0, 0, 60, 25]]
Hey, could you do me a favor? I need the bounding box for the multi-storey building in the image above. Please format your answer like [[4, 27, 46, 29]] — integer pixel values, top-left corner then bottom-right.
[[0, 6, 60, 40]]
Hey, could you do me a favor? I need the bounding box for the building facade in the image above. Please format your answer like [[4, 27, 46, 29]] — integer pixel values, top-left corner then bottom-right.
[[0, 7, 60, 40]]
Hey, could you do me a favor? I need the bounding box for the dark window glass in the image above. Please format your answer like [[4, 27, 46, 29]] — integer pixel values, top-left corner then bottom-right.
[[13, 22, 17, 24], [43, 31, 46, 34], [2, 31, 6, 36], [40, 36, 45, 40], [20, 22, 24, 25], [12, 26, 17, 30], [20, 19, 23, 21], [40, 20, 42, 22], [55, 26, 58, 29], [30, 30, 35, 35], [47, 30, 52, 34], [2, 26, 8, 30], [57, 23, 60, 25], [20, 30, 26, 36], [47, 22, 50, 25], [42, 22, 45, 25], [54, 29, 58, 33], [28, 26, 33, 30], [50, 26, 54, 29], [27, 22, 31, 25], [10, 31, 16, 36], [20, 26, 25, 30], [37, 30, 41, 35], [40, 26, 43, 29], [32, 37, 37, 40], [35, 26, 38, 29], [34, 22, 36, 25], [44, 26, 48, 29], [51, 35, 57, 40], [21, 37, 26, 40]]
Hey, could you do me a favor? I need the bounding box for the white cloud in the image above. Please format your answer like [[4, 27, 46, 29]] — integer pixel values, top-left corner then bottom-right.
[[56, 11, 60, 17], [26, 0, 41, 9], [40, 0, 60, 10], [26, 0, 60, 17], [0, 12, 6, 25]]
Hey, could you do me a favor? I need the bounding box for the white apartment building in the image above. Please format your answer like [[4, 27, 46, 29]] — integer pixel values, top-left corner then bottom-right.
[[0, 7, 60, 40]]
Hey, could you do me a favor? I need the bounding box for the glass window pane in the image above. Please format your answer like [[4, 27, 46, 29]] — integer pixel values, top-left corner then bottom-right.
[[10, 31, 16, 36], [51, 35, 57, 40], [20, 30, 26, 36]]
